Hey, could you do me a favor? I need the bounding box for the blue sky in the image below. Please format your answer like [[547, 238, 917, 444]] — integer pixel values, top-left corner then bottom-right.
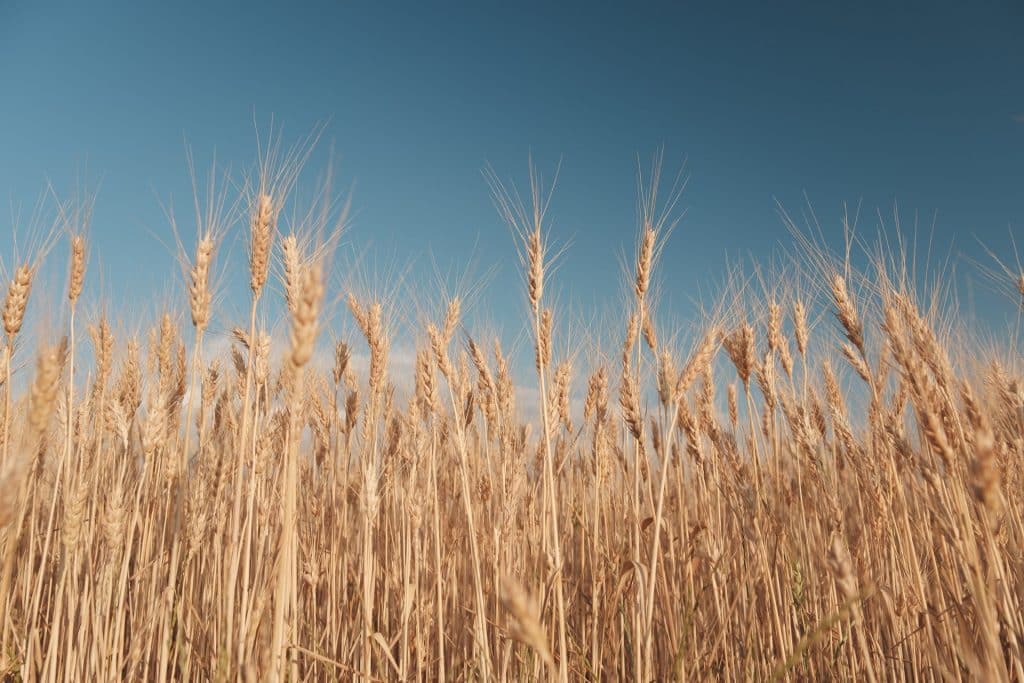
[[1, 1, 1022, 336]]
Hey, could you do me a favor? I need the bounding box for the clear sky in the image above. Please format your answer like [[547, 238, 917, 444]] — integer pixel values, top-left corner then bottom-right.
[[1, 1, 1022, 334]]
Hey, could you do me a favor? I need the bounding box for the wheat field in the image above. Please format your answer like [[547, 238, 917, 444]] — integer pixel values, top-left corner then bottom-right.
[[0, 146, 1022, 682]]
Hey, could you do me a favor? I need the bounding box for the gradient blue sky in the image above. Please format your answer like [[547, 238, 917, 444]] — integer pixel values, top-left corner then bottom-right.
[[1, 1, 1022, 333]]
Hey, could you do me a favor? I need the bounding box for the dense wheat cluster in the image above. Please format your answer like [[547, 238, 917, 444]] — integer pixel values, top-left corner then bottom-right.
[[1, 148, 1023, 683]]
